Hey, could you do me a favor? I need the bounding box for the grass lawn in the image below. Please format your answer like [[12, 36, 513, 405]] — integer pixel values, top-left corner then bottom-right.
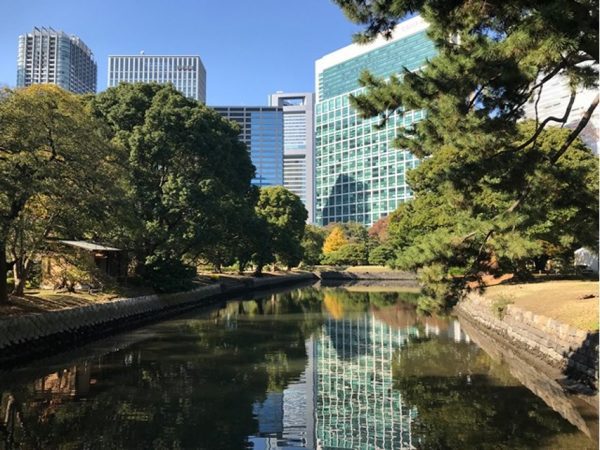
[[486, 280, 599, 331]]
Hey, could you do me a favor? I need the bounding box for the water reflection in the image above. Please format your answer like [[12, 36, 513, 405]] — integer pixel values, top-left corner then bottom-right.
[[0, 286, 596, 450]]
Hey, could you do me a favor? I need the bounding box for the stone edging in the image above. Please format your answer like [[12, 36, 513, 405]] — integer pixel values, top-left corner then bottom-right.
[[455, 292, 598, 387], [316, 270, 416, 280], [0, 272, 316, 367]]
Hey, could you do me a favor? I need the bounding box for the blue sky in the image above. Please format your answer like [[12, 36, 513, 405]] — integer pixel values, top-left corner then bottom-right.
[[0, 0, 363, 105]]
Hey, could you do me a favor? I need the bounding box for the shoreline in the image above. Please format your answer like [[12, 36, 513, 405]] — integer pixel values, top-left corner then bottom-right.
[[316, 269, 417, 281], [454, 291, 598, 398], [0, 272, 317, 368]]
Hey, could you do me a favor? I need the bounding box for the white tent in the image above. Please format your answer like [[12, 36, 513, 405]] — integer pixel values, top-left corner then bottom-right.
[[574, 248, 599, 274]]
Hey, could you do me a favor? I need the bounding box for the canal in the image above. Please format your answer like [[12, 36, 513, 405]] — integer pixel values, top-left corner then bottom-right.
[[0, 283, 596, 449]]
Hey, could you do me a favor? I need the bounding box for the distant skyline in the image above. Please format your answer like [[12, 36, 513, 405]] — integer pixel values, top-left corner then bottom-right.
[[0, 0, 363, 105]]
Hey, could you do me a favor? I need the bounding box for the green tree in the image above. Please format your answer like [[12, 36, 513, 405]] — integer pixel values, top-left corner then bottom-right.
[[339, 221, 370, 245], [255, 186, 307, 273], [386, 124, 598, 303], [334, 0, 599, 307], [368, 243, 395, 266], [301, 224, 327, 266], [322, 242, 369, 266], [90, 83, 255, 291], [0, 85, 122, 302]]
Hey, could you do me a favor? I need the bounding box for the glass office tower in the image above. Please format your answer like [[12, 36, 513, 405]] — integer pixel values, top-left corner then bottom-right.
[[269, 92, 315, 222], [314, 16, 435, 226], [214, 107, 284, 188], [17, 27, 97, 94], [108, 54, 206, 102]]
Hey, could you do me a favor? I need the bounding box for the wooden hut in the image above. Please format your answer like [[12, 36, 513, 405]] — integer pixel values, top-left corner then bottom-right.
[[41, 240, 128, 290]]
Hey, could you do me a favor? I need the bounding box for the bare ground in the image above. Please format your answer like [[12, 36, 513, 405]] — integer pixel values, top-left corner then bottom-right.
[[486, 280, 599, 331]]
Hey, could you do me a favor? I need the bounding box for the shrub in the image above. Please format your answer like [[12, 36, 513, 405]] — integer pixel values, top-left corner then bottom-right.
[[368, 244, 395, 266], [322, 243, 368, 266], [491, 295, 514, 319]]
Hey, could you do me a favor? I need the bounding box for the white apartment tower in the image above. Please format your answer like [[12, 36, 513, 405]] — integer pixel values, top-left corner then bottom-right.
[[17, 27, 97, 94], [269, 92, 315, 223], [108, 54, 206, 102], [522, 65, 598, 154]]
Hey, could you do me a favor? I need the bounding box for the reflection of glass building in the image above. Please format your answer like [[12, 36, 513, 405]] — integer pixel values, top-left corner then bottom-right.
[[314, 315, 419, 449], [108, 54, 206, 102], [250, 341, 316, 449], [17, 27, 97, 94], [314, 16, 435, 226], [214, 107, 284, 188], [269, 92, 315, 222]]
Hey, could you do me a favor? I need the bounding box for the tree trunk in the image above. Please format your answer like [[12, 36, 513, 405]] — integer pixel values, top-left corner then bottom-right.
[[12, 256, 31, 297], [254, 263, 263, 277], [0, 241, 8, 304], [533, 255, 549, 272]]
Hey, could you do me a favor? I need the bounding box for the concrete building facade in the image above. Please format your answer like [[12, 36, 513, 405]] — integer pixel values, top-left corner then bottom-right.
[[214, 106, 284, 188], [269, 92, 315, 222], [521, 64, 599, 154], [314, 16, 435, 226], [108, 54, 206, 102], [17, 27, 97, 94]]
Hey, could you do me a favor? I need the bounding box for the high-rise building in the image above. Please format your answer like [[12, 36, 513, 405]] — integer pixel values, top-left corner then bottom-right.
[[17, 27, 97, 94], [314, 16, 435, 226], [522, 65, 599, 154], [269, 92, 315, 222], [214, 106, 283, 187], [108, 54, 206, 102]]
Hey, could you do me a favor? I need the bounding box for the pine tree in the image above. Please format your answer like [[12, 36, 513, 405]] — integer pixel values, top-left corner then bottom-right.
[[334, 0, 599, 308]]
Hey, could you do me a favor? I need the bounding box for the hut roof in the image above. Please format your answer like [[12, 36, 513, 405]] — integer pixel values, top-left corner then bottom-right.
[[58, 240, 122, 252]]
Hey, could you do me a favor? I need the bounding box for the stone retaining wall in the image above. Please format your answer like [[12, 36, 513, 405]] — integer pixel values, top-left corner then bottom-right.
[[317, 270, 416, 281], [0, 272, 316, 367], [455, 293, 598, 388]]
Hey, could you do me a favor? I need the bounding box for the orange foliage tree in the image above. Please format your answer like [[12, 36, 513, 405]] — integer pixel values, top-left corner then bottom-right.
[[322, 226, 348, 254]]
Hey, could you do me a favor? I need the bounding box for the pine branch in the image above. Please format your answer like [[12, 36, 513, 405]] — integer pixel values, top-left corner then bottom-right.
[[515, 90, 576, 151], [549, 94, 599, 164], [464, 94, 599, 245]]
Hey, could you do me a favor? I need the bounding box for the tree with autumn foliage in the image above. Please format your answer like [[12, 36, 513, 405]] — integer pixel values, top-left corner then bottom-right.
[[323, 226, 348, 255]]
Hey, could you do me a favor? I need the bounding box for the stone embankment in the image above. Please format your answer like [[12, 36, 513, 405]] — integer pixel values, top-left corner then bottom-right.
[[317, 269, 416, 281], [0, 272, 316, 367], [455, 292, 598, 390]]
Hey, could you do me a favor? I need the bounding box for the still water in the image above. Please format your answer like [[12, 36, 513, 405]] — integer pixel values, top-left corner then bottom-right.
[[0, 284, 596, 450]]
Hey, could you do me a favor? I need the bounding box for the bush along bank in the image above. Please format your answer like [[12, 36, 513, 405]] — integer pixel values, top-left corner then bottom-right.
[[0, 273, 316, 368]]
